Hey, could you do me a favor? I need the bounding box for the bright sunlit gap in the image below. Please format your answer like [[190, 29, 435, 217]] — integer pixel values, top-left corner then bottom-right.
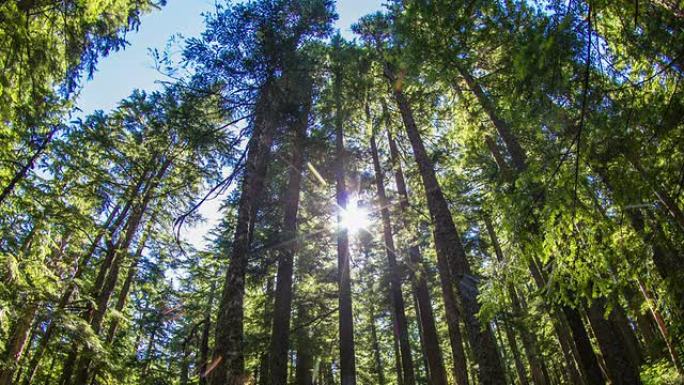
[[339, 198, 371, 234]]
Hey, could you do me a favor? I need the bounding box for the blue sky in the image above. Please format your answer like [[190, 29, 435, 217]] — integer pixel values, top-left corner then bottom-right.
[[75, 0, 385, 116], [76, 0, 385, 249]]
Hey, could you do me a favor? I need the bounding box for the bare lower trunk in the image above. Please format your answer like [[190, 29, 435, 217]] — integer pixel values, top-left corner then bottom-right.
[[586, 299, 642, 385], [268, 73, 311, 385], [386, 64, 505, 385], [386, 131, 449, 385], [210, 84, 276, 385], [369, 131, 415, 385], [0, 301, 39, 385], [334, 61, 357, 385]]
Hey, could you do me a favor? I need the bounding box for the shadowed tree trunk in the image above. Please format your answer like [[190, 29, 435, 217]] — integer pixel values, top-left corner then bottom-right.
[[199, 279, 217, 385], [210, 83, 277, 385], [463, 66, 608, 385], [72, 158, 171, 385], [369, 129, 415, 385], [333, 57, 357, 385], [386, 130, 450, 385], [385, 63, 506, 385], [0, 301, 40, 385], [483, 214, 549, 385], [268, 71, 311, 385]]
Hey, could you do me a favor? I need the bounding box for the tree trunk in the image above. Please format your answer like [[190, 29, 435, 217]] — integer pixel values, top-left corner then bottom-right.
[[385, 64, 505, 385], [0, 126, 59, 208], [72, 159, 170, 385], [369, 302, 386, 385], [268, 73, 311, 385], [199, 279, 217, 385], [369, 130, 415, 385], [386, 130, 450, 385], [105, 222, 152, 342], [501, 317, 530, 385], [333, 61, 357, 385], [259, 276, 275, 385], [638, 280, 683, 374], [412, 292, 431, 382], [483, 214, 548, 385], [586, 299, 642, 385], [210, 83, 277, 385], [0, 301, 39, 385]]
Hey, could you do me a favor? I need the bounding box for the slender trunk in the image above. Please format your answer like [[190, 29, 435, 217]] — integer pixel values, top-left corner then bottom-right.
[[199, 280, 217, 385], [369, 301, 386, 385], [268, 74, 311, 385], [259, 276, 275, 385], [501, 317, 529, 385], [0, 126, 59, 207], [386, 131, 449, 385], [492, 319, 512, 385], [638, 281, 683, 374], [0, 301, 40, 385], [210, 84, 276, 385], [626, 153, 684, 233], [72, 159, 170, 385], [385, 64, 505, 385], [106, 223, 152, 342], [483, 214, 547, 385], [412, 292, 431, 382], [333, 62, 357, 385], [369, 131, 415, 385]]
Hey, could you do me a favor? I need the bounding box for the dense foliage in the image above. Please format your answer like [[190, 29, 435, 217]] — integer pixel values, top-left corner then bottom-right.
[[1, 1, 683, 385]]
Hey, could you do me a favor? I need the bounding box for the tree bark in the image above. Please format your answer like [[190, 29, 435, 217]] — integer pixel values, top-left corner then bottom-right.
[[386, 130, 450, 385], [385, 64, 506, 385], [369, 131, 415, 385], [369, 301, 386, 385], [586, 299, 642, 385], [199, 279, 217, 385], [333, 61, 357, 385], [268, 72, 311, 385], [210, 83, 277, 385], [0, 301, 39, 385]]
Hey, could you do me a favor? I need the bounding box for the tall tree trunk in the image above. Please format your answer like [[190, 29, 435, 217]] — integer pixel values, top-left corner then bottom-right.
[[386, 131, 450, 385], [385, 64, 506, 385], [0, 301, 39, 385], [501, 317, 529, 385], [105, 221, 153, 342], [586, 299, 641, 385], [268, 73, 311, 385], [0, 125, 59, 208], [412, 292, 431, 382], [259, 276, 275, 385], [72, 158, 170, 385], [466, 70, 607, 385], [638, 281, 683, 374], [333, 61, 357, 385], [369, 130, 415, 385], [483, 214, 548, 385], [199, 279, 217, 385], [369, 301, 386, 385], [210, 83, 277, 385]]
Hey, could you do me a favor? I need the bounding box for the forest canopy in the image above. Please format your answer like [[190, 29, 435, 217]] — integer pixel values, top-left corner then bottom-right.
[[1, 1, 683, 385]]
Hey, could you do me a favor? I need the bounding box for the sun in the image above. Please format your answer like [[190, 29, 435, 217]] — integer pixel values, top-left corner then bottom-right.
[[339, 198, 370, 234]]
